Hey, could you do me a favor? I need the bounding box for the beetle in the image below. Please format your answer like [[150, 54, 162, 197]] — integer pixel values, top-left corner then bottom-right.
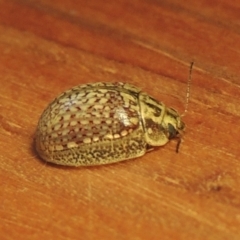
[[35, 63, 193, 166]]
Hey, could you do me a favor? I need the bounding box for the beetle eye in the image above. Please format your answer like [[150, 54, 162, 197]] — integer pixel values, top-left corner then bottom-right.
[[168, 123, 178, 139]]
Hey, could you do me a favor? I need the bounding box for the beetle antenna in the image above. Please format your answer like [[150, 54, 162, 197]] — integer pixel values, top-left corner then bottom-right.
[[181, 61, 194, 117], [176, 137, 181, 153]]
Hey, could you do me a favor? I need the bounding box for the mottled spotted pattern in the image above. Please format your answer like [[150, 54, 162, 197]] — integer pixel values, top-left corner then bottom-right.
[[35, 82, 185, 166]]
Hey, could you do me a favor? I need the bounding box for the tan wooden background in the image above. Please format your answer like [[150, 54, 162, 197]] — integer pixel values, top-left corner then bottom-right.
[[1, 0, 240, 239]]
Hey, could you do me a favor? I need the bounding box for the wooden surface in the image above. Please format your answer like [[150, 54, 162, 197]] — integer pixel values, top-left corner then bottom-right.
[[1, 0, 240, 239]]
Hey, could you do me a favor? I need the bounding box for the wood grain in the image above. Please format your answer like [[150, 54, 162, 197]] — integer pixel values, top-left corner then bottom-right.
[[1, 0, 240, 239]]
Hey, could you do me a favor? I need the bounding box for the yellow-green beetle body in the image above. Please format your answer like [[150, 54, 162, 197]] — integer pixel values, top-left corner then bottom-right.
[[35, 82, 185, 166]]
